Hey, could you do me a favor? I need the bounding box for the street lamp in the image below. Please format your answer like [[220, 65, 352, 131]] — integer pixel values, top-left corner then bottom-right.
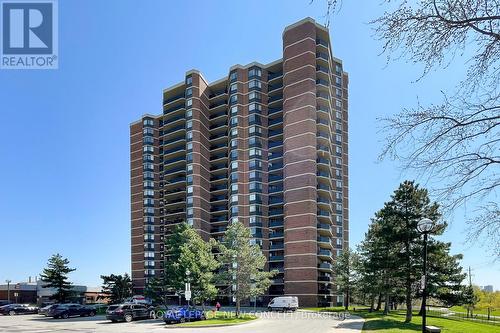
[[5, 280, 11, 304], [417, 218, 435, 333], [185, 269, 191, 308]]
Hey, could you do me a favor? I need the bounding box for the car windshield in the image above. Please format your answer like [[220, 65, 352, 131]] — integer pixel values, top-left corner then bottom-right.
[[107, 305, 119, 311]]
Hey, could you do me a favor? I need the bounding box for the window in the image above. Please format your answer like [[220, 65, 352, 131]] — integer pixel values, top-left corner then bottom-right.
[[230, 117, 238, 126], [186, 132, 193, 140], [248, 67, 261, 78], [249, 182, 262, 192], [144, 207, 154, 214], [187, 197, 193, 205], [336, 157, 342, 165], [231, 172, 238, 182], [186, 87, 193, 97], [229, 95, 238, 104], [186, 76, 192, 85], [249, 114, 261, 125], [336, 134, 342, 142], [230, 83, 237, 92], [249, 148, 262, 158], [187, 164, 193, 173], [143, 145, 154, 153], [186, 153, 193, 163], [231, 195, 238, 203], [143, 136, 154, 144], [143, 163, 154, 171], [336, 203, 342, 211], [336, 88, 342, 97], [229, 71, 238, 81], [249, 80, 261, 89], [231, 206, 239, 215], [231, 184, 238, 192], [231, 217, 239, 224], [335, 77, 342, 86], [143, 154, 154, 162], [335, 100, 342, 108], [143, 171, 154, 179], [186, 98, 193, 107], [230, 128, 238, 137], [249, 103, 261, 113], [144, 189, 154, 197], [336, 123, 342, 131], [187, 208, 193, 217], [248, 91, 260, 101], [143, 119, 154, 126], [187, 186, 193, 194], [187, 218, 193, 226], [336, 146, 342, 154], [230, 139, 238, 148], [144, 198, 154, 206], [335, 64, 342, 74], [336, 180, 342, 188], [186, 120, 193, 129], [249, 126, 261, 135], [143, 127, 154, 135], [230, 106, 238, 115], [231, 161, 238, 170], [187, 142, 193, 151], [187, 175, 193, 185], [336, 111, 342, 120], [249, 160, 262, 170], [230, 150, 238, 160], [186, 109, 193, 118]]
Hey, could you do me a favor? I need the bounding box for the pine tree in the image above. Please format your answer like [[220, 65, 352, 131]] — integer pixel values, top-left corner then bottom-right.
[[100, 274, 132, 304], [39, 254, 76, 303], [332, 248, 359, 310], [215, 222, 275, 316]]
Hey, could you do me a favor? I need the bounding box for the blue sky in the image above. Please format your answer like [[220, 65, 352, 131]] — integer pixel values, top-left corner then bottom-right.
[[0, 0, 497, 289]]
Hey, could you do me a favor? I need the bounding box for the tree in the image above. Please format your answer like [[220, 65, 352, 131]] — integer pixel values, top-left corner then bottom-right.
[[332, 248, 359, 310], [477, 290, 500, 320], [215, 222, 275, 316], [39, 254, 76, 303], [370, 0, 500, 257], [178, 227, 219, 306], [148, 223, 219, 307], [100, 274, 132, 304]]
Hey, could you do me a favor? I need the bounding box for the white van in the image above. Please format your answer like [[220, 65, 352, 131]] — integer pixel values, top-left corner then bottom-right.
[[267, 296, 299, 311]]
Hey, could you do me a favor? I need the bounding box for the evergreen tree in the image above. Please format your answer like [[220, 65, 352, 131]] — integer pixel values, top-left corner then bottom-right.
[[39, 254, 76, 303], [332, 248, 359, 310], [100, 273, 132, 304], [215, 222, 275, 316]]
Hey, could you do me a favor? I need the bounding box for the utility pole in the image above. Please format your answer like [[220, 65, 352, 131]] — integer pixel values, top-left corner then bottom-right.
[[5, 280, 11, 304]]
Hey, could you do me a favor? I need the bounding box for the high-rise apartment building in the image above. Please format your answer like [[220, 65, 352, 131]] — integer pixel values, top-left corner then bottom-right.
[[130, 17, 349, 307]]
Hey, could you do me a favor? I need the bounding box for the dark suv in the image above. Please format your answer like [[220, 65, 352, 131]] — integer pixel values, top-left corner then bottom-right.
[[47, 304, 96, 319], [0, 304, 38, 315], [106, 304, 151, 322]]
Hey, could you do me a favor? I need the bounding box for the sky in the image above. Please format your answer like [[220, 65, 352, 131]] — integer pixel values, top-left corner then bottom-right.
[[0, 0, 497, 290]]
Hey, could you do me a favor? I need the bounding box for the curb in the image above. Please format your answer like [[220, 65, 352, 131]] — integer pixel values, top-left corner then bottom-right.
[[165, 317, 260, 329]]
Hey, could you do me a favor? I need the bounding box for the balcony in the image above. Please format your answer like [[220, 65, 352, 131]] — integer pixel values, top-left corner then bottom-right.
[[211, 226, 227, 233], [268, 71, 283, 81], [318, 275, 331, 282], [269, 117, 283, 127], [164, 104, 185, 115], [269, 255, 284, 261], [269, 174, 283, 182], [269, 220, 284, 228], [269, 208, 284, 216], [318, 249, 332, 257], [269, 231, 284, 239], [163, 92, 185, 105], [268, 95, 283, 104], [210, 184, 227, 192], [209, 99, 228, 109], [268, 108, 282, 115], [268, 83, 283, 93], [209, 110, 227, 120], [316, 52, 329, 61], [269, 129, 283, 137], [268, 141, 283, 149], [316, 38, 329, 48], [317, 210, 331, 218], [270, 243, 284, 250]]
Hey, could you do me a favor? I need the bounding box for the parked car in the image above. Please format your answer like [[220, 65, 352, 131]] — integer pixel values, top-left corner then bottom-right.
[[106, 304, 150, 322], [0, 304, 39, 315], [163, 306, 206, 324], [47, 304, 96, 319], [38, 304, 58, 316], [267, 296, 299, 311]]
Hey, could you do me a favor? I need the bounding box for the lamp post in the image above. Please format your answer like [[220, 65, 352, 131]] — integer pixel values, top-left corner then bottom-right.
[[417, 218, 435, 333], [5, 280, 11, 304], [185, 269, 191, 307]]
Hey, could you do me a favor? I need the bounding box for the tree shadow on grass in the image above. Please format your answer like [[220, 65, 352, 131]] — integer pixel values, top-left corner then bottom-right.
[[363, 317, 422, 331]]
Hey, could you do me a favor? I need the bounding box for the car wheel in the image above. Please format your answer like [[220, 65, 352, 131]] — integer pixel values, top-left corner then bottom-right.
[[8, 310, 15, 316], [201, 314, 206, 320], [89, 311, 96, 317], [124, 314, 133, 322], [62, 313, 69, 319]]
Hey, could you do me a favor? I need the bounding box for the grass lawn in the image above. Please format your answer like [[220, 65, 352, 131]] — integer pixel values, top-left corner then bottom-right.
[[174, 311, 257, 327], [305, 307, 500, 332], [449, 306, 499, 317]]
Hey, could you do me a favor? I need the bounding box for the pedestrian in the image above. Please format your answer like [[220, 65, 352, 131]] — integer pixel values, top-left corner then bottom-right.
[[216, 302, 221, 311]]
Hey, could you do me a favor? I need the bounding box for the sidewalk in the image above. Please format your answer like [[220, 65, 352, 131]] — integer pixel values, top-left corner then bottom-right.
[[333, 315, 365, 332]]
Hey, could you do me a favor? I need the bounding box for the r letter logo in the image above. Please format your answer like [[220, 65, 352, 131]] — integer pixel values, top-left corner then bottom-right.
[[1, 0, 58, 69]]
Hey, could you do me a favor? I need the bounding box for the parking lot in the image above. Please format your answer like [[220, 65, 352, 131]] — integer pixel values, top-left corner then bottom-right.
[[0, 311, 364, 333]]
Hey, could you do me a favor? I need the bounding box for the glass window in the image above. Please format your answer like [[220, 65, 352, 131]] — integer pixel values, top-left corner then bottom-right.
[[231, 161, 238, 170], [143, 127, 154, 135], [231, 184, 238, 192], [187, 120, 193, 129], [248, 80, 261, 89], [143, 145, 154, 153], [230, 139, 238, 148], [336, 134, 342, 142], [230, 117, 238, 126], [230, 128, 238, 137], [230, 95, 238, 104], [248, 68, 261, 78], [229, 71, 238, 81], [231, 195, 238, 203], [186, 109, 192, 118], [248, 91, 260, 101], [186, 98, 193, 107], [249, 103, 261, 113], [143, 119, 154, 126], [231, 106, 238, 115], [186, 87, 193, 97], [186, 76, 192, 85], [187, 186, 193, 194], [230, 83, 237, 92]]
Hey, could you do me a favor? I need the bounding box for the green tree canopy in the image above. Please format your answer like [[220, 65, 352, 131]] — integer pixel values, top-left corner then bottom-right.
[[100, 273, 132, 304], [39, 253, 76, 303]]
